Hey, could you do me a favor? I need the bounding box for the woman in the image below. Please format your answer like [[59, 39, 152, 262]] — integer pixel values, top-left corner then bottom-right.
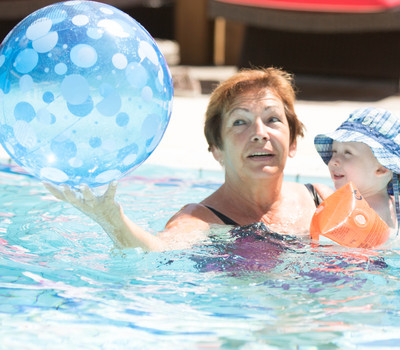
[[45, 67, 332, 251]]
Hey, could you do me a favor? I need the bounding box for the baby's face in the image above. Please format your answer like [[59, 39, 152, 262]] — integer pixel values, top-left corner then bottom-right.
[[328, 141, 383, 193]]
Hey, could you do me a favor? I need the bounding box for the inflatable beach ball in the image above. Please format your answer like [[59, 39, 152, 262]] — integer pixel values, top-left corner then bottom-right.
[[0, 1, 173, 187]]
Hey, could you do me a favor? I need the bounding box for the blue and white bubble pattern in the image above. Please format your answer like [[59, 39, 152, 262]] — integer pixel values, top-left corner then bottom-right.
[[0, 0, 173, 187]]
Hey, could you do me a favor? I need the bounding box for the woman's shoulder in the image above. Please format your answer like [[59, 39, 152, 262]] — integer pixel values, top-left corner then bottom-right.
[[164, 203, 220, 230], [157, 203, 213, 248], [312, 183, 334, 201], [283, 181, 333, 198], [175, 203, 211, 216], [282, 181, 311, 195], [282, 182, 333, 208]]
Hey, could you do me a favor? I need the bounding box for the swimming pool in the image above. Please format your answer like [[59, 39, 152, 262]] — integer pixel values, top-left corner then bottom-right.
[[1, 164, 400, 349]]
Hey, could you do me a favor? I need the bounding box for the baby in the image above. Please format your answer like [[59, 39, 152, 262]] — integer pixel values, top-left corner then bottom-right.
[[314, 107, 400, 235]]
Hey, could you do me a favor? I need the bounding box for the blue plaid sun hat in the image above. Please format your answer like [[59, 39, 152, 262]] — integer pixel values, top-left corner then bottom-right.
[[314, 107, 400, 235]]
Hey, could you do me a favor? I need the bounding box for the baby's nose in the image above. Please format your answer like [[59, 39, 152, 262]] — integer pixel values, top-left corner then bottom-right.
[[329, 154, 340, 166]]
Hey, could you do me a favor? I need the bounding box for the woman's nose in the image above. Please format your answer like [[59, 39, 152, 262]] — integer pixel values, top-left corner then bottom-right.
[[251, 120, 269, 142]]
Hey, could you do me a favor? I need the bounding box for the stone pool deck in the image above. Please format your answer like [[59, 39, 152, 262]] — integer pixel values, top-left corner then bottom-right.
[[1, 65, 399, 180]]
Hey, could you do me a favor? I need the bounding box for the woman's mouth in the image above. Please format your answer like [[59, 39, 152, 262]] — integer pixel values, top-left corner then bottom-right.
[[248, 152, 274, 159]]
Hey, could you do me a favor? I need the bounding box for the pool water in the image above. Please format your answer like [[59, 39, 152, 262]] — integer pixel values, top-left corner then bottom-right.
[[1, 164, 400, 349]]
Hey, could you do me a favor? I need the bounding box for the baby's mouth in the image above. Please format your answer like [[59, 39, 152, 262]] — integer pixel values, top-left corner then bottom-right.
[[332, 173, 345, 180]]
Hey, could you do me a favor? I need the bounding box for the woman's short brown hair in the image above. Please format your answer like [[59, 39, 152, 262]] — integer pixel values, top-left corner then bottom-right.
[[204, 67, 304, 151]]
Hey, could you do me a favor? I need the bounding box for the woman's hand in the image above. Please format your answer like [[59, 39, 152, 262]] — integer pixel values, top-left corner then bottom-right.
[[43, 181, 121, 226], [43, 181, 166, 251]]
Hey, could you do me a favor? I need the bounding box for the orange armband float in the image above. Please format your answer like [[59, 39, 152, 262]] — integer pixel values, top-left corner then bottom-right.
[[310, 182, 390, 249]]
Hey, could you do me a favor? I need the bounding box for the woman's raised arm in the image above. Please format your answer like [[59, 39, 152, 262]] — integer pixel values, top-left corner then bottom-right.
[[43, 182, 168, 251], [43, 182, 212, 251]]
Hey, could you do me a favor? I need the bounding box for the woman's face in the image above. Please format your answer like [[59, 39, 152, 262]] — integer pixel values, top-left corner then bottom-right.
[[213, 89, 296, 180]]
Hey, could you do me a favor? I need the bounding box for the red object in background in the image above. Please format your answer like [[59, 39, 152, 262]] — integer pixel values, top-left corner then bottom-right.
[[216, 0, 400, 12]]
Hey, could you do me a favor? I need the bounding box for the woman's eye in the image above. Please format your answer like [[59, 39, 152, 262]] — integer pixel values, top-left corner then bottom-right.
[[267, 116, 280, 124], [344, 150, 352, 156], [233, 119, 246, 126]]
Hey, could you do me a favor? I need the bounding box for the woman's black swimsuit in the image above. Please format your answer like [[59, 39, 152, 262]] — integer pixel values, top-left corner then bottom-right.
[[205, 183, 322, 226], [304, 183, 323, 207], [206, 206, 239, 226]]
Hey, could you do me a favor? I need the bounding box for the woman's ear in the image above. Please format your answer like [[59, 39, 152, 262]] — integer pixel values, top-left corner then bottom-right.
[[211, 146, 224, 167], [288, 140, 297, 158]]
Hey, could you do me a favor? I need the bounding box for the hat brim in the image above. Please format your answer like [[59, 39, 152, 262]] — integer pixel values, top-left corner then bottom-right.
[[314, 129, 400, 174]]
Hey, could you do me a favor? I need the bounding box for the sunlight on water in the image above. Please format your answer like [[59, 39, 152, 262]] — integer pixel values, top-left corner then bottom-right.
[[1, 164, 400, 349]]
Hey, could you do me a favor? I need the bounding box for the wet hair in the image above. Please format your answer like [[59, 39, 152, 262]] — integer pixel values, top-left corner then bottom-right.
[[204, 67, 304, 151]]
